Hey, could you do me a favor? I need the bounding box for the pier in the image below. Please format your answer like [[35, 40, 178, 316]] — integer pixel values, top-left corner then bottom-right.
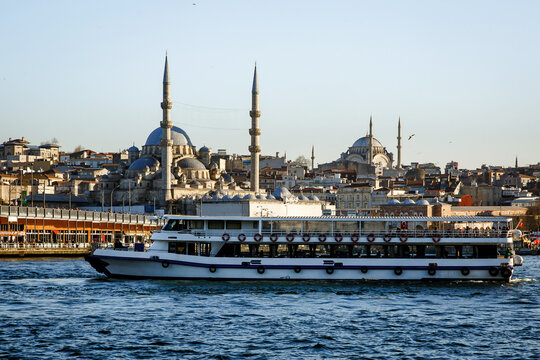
[[0, 206, 165, 257]]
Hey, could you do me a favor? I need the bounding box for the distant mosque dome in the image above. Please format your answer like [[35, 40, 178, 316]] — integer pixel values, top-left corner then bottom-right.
[[351, 136, 383, 148], [387, 199, 401, 205], [199, 145, 210, 152], [145, 126, 193, 146], [416, 199, 430, 206], [177, 157, 207, 170], [402, 199, 416, 205], [128, 145, 139, 152], [128, 157, 159, 171]]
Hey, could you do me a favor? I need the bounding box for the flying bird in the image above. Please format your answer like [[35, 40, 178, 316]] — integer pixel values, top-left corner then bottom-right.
[[408, 134, 415, 140]]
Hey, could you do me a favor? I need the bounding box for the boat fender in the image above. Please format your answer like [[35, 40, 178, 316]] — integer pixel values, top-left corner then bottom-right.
[[394, 267, 403, 276], [360, 266, 368, 274], [399, 233, 408, 243], [286, 233, 295, 242], [209, 265, 217, 273], [222, 233, 230, 242], [383, 234, 392, 242], [162, 261, 170, 268], [270, 233, 278, 242], [238, 233, 246, 242], [460, 267, 470, 276], [367, 233, 375, 243], [428, 265, 437, 276], [326, 267, 334, 275], [257, 266, 265, 274], [335, 233, 343, 242], [351, 233, 360, 243], [513, 255, 523, 266], [318, 234, 327, 242], [432, 234, 441, 243], [302, 234, 310, 242], [294, 266, 302, 273], [500, 267, 511, 278], [488, 266, 499, 277], [254, 233, 263, 242]]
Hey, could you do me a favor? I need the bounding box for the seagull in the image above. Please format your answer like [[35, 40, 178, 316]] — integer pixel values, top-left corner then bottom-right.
[[408, 134, 415, 140]]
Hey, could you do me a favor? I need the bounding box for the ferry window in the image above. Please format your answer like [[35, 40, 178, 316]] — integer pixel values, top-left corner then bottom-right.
[[163, 219, 184, 231], [262, 221, 272, 231], [303, 221, 331, 233], [200, 243, 211, 256], [168, 242, 186, 254], [334, 221, 359, 232], [273, 220, 301, 234], [226, 220, 241, 230], [208, 220, 225, 230], [187, 242, 197, 255], [189, 220, 204, 230]]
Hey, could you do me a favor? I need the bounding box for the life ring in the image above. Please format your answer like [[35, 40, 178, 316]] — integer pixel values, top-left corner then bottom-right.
[[394, 267, 403, 276], [399, 233, 408, 243], [270, 233, 278, 242], [335, 233, 343, 242], [222, 233, 230, 242], [302, 234, 310, 242], [428, 265, 436, 276], [254, 233, 263, 242], [162, 261, 170, 268], [238, 233, 246, 242], [319, 234, 327, 242], [209, 265, 217, 273], [360, 266, 368, 274], [257, 265, 265, 274], [367, 233, 375, 243], [432, 234, 441, 243], [286, 233, 295, 242], [384, 234, 392, 243], [351, 233, 360, 243], [501, 267, 512, 278], [294, 266, 302, 273], [326, 266, 334, 274], [489, 266, 500, 277], [460, 267, 470, 276]]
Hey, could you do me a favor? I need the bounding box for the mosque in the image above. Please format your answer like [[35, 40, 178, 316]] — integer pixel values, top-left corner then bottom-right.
[[317, 116, 403, 176], [99, 56, 260, 209]]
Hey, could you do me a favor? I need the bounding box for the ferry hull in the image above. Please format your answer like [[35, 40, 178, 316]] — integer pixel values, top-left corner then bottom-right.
[[86, 250, 514, 282]]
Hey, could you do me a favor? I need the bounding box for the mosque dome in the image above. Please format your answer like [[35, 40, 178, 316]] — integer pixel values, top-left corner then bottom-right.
[[199, 146, 210, 152], [402, 199, 416, 205], [145, 126, 193, 146], [128, 157, 159, 171], [128, 145, 139, 152], [352, 136, 383, 148], [177, 158, 207, 170], [416, 199, 430, 206], [272, 187, 292, 200]]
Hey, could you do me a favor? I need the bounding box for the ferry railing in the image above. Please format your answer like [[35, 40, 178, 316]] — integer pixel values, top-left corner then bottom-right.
[[182, 229, 510, 239], [0, 242, 90, 249]]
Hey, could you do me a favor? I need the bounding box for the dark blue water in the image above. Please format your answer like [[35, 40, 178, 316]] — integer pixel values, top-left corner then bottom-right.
[[0, 258, 538, 359]]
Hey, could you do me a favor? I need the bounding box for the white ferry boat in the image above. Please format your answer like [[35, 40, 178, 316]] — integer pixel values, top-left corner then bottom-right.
[[85, 215, 523, 281]]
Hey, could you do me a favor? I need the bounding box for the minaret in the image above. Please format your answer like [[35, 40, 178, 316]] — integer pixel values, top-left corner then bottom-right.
[[368, 115, 373, 165], [515, 156, 518, 168], [249, 64, 261, 192], [160, 55, 173, 204], [311, 145, 315, 170], [397, 116, 402, 169]]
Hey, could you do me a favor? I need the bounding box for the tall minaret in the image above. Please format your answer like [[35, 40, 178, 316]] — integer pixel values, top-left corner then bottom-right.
[[160, 55, 173, 204], [249, 64, 261, 192], [515, 156, 518, 168], [397, 116, 402, 169], [368, 115, 373, 165], [311, 145, 315, 170]]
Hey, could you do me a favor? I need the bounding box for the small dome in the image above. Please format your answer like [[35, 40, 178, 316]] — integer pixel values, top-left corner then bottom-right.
[[352, 136, 383, 148], [189, 180, 201, 186], [222, 195, 231, 200], [272, 187, 292, 200], [232, 195, 242, 200], [128, 145, 139, 152], [387, 199, 401, 205], [298, 195, 309, 201], [266, 194, 276, 200], [256, 194, 266, 200], [178, 158, 207, 170], [128, 157, 159, 171], [145, 126, 193, 146], [416, 199, 430, 206], [402, 199, 415, 205], [311, 195, 320, 201], [199, 146, 210, 152]]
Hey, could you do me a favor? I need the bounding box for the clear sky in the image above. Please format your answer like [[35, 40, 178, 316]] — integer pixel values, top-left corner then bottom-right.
[[1, 0, 539, 169]]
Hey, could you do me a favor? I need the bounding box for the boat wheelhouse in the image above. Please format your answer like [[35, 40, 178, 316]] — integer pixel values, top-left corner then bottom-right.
[[86, 215, 523, 281]]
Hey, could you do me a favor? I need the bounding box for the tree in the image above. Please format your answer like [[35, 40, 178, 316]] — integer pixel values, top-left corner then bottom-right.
[[73, 145, 84, 152], [292, 155, 310, 168]]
